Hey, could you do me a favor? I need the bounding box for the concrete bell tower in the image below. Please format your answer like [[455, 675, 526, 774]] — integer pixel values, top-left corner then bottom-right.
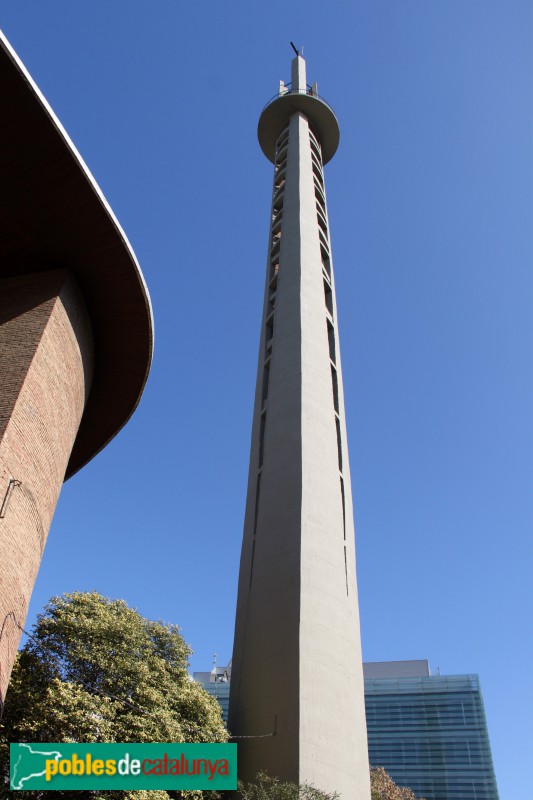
[[228, 52, 370, 799]]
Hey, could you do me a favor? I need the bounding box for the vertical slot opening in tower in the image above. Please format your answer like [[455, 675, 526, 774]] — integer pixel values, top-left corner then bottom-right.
[[250, 472, 262, 588], [262, 361, 270, 406], [336, 415, 343, 472], [324, 278, 333, 318], [331, 364, 339, 414], [344, 545, 349, 596], [327, 319, 336, 364], [321, 244, 331, 278], [340, 476, 346, 540], [258, 411, 266, 468], [265, 316, 274, 354]]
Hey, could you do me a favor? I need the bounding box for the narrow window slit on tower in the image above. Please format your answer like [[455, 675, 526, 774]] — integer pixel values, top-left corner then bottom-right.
[[249, 473, 262, 588], [319, 227, 329, 255], [335, 415, 343, 472], [274, 171, 286, 192], [321, 245, 331, 277], [314, 178, 326, 203], [317, 212, 328, 237], [340, 476, 346, 540], [327, 319, 336, 364], [261, 361, 270, 406], [344, 545, 349, 596], [276, 147, 288, 167], [308, 125, 321, 149], [311, 147, 322, 166], [331, 364, 340, 414], [315, 193, 326, 217], [312, 162, 324, 188], [309, 135, 322, 160], [259, 411, 266, 467], [316, 201, 327, 223], [277, 125, 289, 146], [324, 278, 333, 318], [315, 182, 326, 202], [249, 541, 256, 589], [311, 151, 323, 175], [265, 315, 274, 353], [253, 474, 262, 534], [316, 206, 326, 230]]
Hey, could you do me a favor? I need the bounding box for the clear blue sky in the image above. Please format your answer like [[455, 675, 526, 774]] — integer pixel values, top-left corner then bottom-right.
[[2, 2, 532, 797]]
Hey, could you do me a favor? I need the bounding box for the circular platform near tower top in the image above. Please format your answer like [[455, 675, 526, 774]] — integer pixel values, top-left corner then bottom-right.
[[258, 90, 340, 165], [0, 33, 154, 480]]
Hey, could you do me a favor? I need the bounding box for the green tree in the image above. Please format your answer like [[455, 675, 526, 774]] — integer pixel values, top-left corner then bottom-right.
[[236, 772, 338, 800], [370, 766, 424, 800], [0, 591, 227, 800], [233, 769, 423, 800]]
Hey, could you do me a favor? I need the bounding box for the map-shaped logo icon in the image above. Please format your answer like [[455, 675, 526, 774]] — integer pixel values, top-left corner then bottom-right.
[[11, 743, 63, 789]]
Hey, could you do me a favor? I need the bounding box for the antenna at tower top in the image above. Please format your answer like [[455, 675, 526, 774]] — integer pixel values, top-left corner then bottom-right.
[[290, 41, 299, 57]]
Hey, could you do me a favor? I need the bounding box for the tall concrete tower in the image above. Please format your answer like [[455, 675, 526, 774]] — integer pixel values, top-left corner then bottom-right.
[[228, 53, 370, 799], [0, 34, 153, 705]]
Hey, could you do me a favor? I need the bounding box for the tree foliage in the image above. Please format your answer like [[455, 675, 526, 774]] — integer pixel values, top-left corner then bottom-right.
[[234, 767, 423, 800], [370, 766, 424, 800], [0, 592, 227, 800], [233, 768, 424, 800], [0, 593, 425, 800], [231, 767, 422, 800], [236, 772, 338, 800]]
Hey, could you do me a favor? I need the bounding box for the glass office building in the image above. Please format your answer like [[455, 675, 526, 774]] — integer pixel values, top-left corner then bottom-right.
[[364, 662, 499, 800], [195, 658, 499, 800], [193, 660, 231, 723]]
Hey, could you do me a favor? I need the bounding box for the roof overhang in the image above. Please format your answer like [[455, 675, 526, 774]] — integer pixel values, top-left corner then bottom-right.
[[0, 31, 154, 479]]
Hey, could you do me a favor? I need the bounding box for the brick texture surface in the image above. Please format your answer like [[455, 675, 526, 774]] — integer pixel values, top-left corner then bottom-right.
[[0, 269, 93, 702]]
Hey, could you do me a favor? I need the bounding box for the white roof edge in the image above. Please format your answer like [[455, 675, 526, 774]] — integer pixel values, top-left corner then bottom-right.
[[0, 28, 155, 354]]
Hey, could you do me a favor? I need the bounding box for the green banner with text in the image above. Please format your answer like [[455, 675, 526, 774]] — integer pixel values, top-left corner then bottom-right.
[[10, 742, 237, 791]]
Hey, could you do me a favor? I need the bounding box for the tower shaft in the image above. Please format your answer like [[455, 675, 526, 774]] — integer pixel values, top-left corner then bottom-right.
[[229, 57, 370, 798]]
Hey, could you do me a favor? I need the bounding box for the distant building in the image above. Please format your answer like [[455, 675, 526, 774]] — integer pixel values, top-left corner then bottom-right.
[[193, 660, 231, 723], [364, 661, 499, 800], [195, 658, 499, 800]]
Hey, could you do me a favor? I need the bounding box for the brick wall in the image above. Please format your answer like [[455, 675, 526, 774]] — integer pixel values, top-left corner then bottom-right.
[[0, 269, 93, 702]]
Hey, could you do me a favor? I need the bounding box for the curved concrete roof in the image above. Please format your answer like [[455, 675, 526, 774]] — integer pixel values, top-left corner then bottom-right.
[[0, 32, 154, 479]]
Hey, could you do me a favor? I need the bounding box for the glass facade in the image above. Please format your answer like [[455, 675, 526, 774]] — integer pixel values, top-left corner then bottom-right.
[[200, 679, 230, 723], [195, 660, 500, 800], [193, 662, 231, 724], [365, 674, 499, 800]]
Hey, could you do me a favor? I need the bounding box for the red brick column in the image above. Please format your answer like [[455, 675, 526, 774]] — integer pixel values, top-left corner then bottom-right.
[[0, 269, 93, 703]]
